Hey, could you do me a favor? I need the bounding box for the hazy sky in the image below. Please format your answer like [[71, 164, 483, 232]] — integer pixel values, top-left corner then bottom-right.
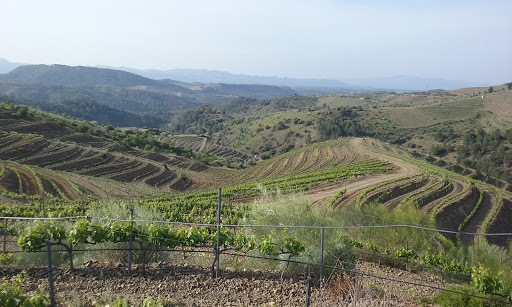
[[1, 0, 511, 84]]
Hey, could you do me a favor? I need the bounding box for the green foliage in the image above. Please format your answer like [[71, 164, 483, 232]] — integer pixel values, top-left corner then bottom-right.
[[168, 105, 226, 135], [283, 235, 306, 256], [0, 253, 14, 265], [257, 234, 276, 255], [430, 143, 451, 157], [471, 264, 504, 294], [110, 297, 129, 307], [341, 201, 437, 253], [350, 239, 363, 248], [235, 232, 256, 251], [317, 107, 364, 141], [394, 247, 417, 259], [245, 193, 354, 273], [68, 220, 109, 245], [435, 287, 509, 307], [0, 275, 49, 306], [17, 222, 66, 252], [457, 127, 512, 182], [328, 188, 346, 210], [218, 95, 317, 115], [12, 105, 30, 118]]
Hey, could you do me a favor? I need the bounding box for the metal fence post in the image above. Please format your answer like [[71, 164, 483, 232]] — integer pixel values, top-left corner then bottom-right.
[[128, 207, 133, 276], [215, 188, 222, 278], [406, 241, 409, 272], [3, 218, 7, 253], [320, 224, 324, 287], [41, 193, 45, 215], [46, 240, 56, 307], [306, 252, 311, 307]]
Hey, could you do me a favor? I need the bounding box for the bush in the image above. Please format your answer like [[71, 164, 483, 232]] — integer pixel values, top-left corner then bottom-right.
[[435, 287, 508, 307], [0, 275, 49, 306], [338, 201, 438, 253], [242, 192, 354, 275]]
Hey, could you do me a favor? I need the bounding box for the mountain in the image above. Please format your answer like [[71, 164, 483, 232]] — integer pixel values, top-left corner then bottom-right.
[[340, 75, 489, 91], [0, 58, 25, 74], [0, 64, 297, 99], [0, 64, 160, 87], [0, 64, 301, 127], [99, 66, 366, 90]]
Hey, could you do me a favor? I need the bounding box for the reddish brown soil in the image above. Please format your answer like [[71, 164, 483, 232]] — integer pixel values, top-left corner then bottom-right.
[[310, 138, 420, 207], [23, 146, 83, 167], [110, 163, 160, 183], [419, 181, 456, 212], [383, 176, 437, 209], [80, 159, 140, 177], [15, 166, 40, 196], [40, 171, 80, 200], [486, 198, 512, 247], [145, 168, 177, 187], [0, 260, 449, 306], [5, 122, 71, 138], [58, 133, 108, 147], [51, 151, 112, 172], [39, 176, 60, 198], [170, 175, 192, 191], [0, 139, 49, 160], [460, 190, 495, 245], [0, 167, 20, 193], [435, 186, 480, 241]]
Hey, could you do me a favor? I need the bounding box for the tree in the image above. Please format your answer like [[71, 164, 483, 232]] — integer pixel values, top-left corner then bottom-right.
[[13, 105, 29, 117], [488, 86, 494, 93]]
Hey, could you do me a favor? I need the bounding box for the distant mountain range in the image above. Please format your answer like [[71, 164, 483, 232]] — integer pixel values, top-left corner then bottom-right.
[[0, 63, 298, 127], [339, 75, 488, 92], [0, 58, 490, 91], [98, 66, 363, 90], [99, 66, 489, 91]]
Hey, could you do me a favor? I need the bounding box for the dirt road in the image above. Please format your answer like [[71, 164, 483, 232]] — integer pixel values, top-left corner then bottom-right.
[[308, 138, 420, 207]]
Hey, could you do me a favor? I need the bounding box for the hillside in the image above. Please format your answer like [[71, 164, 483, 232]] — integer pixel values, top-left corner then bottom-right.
[[1, 103, 510, 247], [164, 83, 512, 190], [0, 64, 300, 128], [2, 102, 512, 305], [0, 105, 231, 200], [0, 64, 159, 87]]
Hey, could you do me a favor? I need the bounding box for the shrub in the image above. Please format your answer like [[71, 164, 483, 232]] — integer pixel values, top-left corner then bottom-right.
[[435, 287, 508, 307], [243, 192, 354, 275], [0, 275, 49, 306]]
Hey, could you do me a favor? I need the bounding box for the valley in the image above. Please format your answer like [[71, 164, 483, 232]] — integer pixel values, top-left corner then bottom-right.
[[0, 68, 511, 305]]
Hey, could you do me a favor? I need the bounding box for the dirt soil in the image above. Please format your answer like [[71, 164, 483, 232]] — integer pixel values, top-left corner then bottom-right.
[[308, 138, 420, 207], [0, 261, 450, 306]]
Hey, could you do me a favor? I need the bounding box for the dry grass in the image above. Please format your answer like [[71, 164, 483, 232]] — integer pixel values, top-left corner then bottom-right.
[[323, 273, 406, 306]]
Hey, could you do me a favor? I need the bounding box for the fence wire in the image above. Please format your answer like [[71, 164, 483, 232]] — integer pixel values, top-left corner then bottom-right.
[[1, 215, 512, 305]]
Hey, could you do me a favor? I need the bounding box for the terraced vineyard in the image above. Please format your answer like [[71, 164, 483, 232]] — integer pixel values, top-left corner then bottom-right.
[[0, 110, 218, 198], [1, 106, 511, 250], [169, 134, 250, 161], [354, 138, 511, 247]]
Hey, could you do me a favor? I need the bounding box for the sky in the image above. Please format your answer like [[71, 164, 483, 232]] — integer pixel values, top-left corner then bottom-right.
[[1, 0, 511, 84]]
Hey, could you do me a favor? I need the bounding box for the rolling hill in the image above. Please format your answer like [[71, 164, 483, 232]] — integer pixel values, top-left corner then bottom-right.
[[0, 64, 299, 128]]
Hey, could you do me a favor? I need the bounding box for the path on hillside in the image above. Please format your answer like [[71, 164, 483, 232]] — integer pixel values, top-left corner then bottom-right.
[[308, 138, 420, 207], [198, 137, 207, 152]]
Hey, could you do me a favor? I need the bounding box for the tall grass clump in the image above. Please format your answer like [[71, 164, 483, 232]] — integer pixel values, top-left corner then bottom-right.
[[241, 192, 354, 276], [338, 201, 438, 253]]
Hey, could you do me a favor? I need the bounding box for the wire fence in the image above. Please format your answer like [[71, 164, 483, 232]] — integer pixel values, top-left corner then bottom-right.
[[1, 211, 512, 306]]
